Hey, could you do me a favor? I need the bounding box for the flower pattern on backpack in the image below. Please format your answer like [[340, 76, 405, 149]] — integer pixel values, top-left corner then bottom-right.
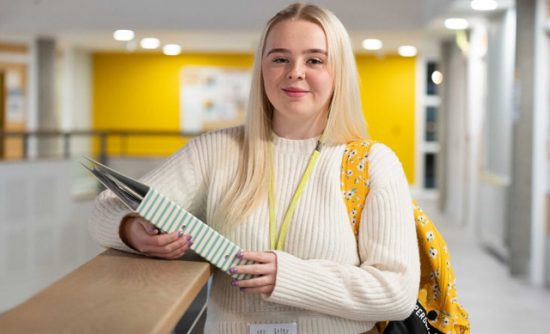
[[341, 141, 375, 235]]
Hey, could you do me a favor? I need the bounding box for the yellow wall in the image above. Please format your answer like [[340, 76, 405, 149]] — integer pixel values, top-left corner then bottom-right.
[[93, 53, 254, 156], [93, 52, 415, 182], [356, 55, 416, 182]]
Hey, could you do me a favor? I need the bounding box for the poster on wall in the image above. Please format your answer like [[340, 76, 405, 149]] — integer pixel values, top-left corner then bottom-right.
[[5, 70, 26, 123], [179, 66, 251, 132]]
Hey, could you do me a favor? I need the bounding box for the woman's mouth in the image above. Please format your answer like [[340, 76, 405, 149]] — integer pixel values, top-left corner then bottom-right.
[[282, 87, 309, 97]]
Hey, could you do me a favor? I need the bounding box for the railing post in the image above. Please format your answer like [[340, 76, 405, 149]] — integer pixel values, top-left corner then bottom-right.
[[99, 132, 107, 165], [23, 133, 29, 160], [122, 133, 128, 157], [0, 133, 3, 159], [63, 133, 70, 159]]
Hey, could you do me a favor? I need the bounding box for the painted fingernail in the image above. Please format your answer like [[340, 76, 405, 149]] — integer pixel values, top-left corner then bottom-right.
[[186, 235, 193, 242], [236, 251, 244, 259], [189, 241, 193, 246], [177, 231, 184, 238], [229, 267, 237, 274], [231, 280, 238, 286]]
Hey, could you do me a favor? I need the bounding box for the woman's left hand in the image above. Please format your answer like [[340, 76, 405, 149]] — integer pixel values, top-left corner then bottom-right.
[[229, 251, 278, 295]]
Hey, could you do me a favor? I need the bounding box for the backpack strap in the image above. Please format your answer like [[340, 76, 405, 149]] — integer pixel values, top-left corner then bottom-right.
[[342, 140, 390, 333], [341, 140, 376, 235], [342, 141, 471, 333]]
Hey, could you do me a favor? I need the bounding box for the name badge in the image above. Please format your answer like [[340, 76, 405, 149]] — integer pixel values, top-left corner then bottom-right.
[[248, 322, 298, 334]]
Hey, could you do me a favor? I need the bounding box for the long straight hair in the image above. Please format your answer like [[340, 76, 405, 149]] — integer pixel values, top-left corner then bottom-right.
[[213, 3, 367, 226]]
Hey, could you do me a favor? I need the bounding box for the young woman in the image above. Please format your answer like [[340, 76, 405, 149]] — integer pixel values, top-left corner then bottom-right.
[[89, 3, 420, 333]]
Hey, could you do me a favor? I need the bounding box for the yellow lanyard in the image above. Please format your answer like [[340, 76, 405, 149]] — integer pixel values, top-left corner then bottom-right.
[[269, 140, 322, 251]]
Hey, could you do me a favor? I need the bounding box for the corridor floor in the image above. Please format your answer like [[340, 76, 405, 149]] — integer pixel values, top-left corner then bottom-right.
[[418, 200, 550, 333]]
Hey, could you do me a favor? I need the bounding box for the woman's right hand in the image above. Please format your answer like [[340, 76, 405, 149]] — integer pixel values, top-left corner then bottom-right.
[[120, 216, 193, 259]]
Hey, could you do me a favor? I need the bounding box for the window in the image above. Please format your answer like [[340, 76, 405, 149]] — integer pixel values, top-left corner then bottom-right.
[[424, 153, 437, 189]]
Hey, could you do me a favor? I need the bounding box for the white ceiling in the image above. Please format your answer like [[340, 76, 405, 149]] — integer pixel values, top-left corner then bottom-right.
[[0, 0, 512, 53]]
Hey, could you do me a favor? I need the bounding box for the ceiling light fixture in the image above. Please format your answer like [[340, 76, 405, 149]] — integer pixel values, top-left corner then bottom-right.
[[398, 45, 417, 57], [470, 0, 498, 11], [362, 38, 383, 51], [113, 29, 135, 41], [431, 70, 444, 85], [140, 37, 160, 49], [445, 18, 469, 30], [163, 44, 182, 56]]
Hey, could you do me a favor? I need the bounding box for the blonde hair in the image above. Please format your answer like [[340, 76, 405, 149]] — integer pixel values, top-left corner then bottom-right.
[[213, 3, 367, 226]]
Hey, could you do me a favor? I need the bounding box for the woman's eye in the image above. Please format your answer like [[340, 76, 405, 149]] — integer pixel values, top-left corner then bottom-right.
[[272, 57, 288, 63], [307, 58, 323, 65]]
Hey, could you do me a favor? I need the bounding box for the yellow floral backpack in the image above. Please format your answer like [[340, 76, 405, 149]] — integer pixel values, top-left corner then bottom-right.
[[341, 141, 470, 334]]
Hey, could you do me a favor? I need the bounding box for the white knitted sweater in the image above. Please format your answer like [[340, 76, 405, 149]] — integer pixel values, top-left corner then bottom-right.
[[89, 126, 420, 334]]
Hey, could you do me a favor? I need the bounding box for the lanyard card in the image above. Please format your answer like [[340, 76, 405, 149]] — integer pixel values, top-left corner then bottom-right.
[[248, 322, 298, 334]]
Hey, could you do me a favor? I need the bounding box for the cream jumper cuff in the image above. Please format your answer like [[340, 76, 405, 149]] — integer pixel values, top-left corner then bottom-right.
[[263, 249, 418, 322]]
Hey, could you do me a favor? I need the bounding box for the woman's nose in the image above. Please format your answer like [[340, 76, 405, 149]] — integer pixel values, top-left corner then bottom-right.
[[287, 63, 305, 80]]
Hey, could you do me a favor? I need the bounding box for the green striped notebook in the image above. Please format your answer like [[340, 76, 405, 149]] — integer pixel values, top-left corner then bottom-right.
[[81, 156, 255, 281], [137, 188, 254, 280]]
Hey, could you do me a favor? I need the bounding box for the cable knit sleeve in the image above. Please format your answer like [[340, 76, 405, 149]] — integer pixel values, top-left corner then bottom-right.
[[88, 138, 205, 253], [264, 143, 420, 321]]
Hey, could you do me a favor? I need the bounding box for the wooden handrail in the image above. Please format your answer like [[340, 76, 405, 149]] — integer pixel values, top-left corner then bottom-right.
[[0, 129, 202, 137], [0, 129, 203, 161], [0, 249, 212, 334]]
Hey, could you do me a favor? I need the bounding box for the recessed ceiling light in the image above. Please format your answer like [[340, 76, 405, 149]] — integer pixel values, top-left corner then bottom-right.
[[361, 38, 383, 51], [431, 70, 444, 85], [445, 18, 469, 30], [398, 45, 417, 57], [113, 30, 134, 41], [471, 0, 498, 11], [163, 44, 182, 56], [140, 37, 160, 49]]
